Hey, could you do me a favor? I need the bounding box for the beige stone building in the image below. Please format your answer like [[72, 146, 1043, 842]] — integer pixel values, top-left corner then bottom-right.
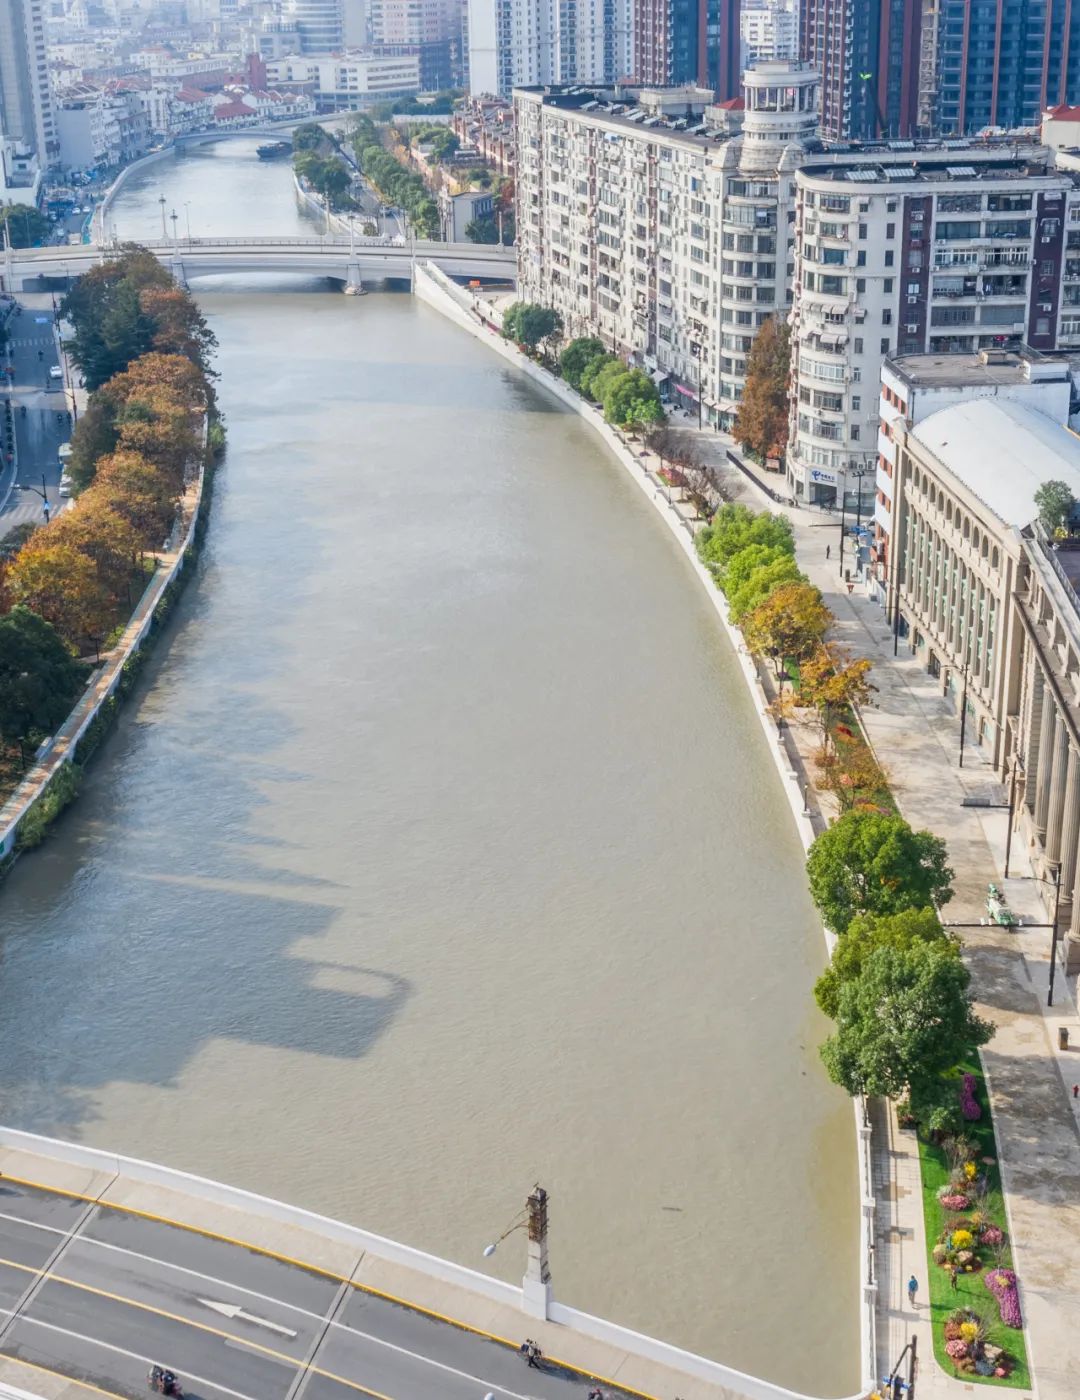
[[887, 396, 1080, 970]]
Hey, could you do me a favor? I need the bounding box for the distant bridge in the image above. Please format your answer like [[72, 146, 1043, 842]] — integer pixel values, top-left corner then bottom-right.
[[2, 236, 516, 293]]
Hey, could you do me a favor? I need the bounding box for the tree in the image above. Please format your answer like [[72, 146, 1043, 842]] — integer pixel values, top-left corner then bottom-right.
[[62, 248, 171, 389], [7, 540, 112, 649], [733, 315, 792, 462], [465, 216, 499, 244], [806, 809, 955, 934], [0, 606, 88, 755], [726, 553, 804, 622], [291, 122, 325, 152], [604, 369, 664, 429], [92, 451, 176, 545], [696, 503, 793, 576], [588, 358, 629, 406], [579, 353, 620, 400], [0, 521, 39, 563], [503, 302, 562, 352], [799, 641, 876, 751], [48, 499, 143, 605], [815, 906, 952, 1020], [742, 581, 832, 677], [820, 942, 993, 1102], [140, 288, 218, 376], [68, 397, 119, 492], [559, 337, 607, 391], [0, 204, 50, 248], [1034, 479, 1076, 534]]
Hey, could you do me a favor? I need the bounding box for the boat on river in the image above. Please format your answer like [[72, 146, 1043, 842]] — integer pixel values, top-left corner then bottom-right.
[[256, 141, 291, 160]]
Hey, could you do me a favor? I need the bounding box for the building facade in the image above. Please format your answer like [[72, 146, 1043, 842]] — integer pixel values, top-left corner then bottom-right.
[[873, 350, 1075, 602], [740, 0, 797, 68], [286, 0, 345, 53], [885, 394, 1080, 977], [928, 0, 1080, 136], [515, 61, 817, 426], [798, 0, 921, 140], [631, 0, 741, 98], [467, 0, 633, 98], [264, 51, 421, 103], [788, 141, 1080, 506], [0, 0, 58, 165]]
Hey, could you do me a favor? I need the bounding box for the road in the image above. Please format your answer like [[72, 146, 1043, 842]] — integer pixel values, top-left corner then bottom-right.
[[0, 1178, 641, 1400], [0, 298, 70, 543]]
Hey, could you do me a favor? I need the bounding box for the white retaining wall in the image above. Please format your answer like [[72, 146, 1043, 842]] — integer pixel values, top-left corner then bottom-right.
[[414, 261, 878, 1394], [0, 1127, 867, 1400]]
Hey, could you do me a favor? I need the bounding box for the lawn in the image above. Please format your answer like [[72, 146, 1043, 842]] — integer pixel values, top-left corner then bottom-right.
[[914, 1057, 1031, 1389]]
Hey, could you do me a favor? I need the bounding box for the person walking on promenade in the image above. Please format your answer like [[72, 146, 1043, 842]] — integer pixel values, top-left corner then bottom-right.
[[949, 1264, 959, 1292], [826, 543, 831, 560], [908, 1275, 919, 1308]]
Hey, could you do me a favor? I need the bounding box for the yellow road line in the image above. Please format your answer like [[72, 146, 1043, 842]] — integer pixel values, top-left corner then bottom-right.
[[0, 1351, 131, 1400], [0, 1174, 659, 1400], [0, 1255, 394, 1400]]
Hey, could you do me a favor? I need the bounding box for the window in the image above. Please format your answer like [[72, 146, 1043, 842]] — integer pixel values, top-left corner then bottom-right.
[[852, 395, 861, 410], [907, 282, 920, 294], [880, 338, 890, 353], [886, 223, 895, 238], [852, 425, 861, 440], [857, 250, 866, 266], [885, 251, 895, 267], [857, 278, 866, 292], [853, 367, 861, 381], [884, 278, 893, 293], [858, 223, 867, 239], [882, 309, 893, 325], [854, 337, 863, 353]]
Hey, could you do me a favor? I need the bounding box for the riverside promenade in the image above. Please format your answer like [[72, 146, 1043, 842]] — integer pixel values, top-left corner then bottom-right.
[[0, 1131, 867, 1400], [694, 443, 1078, 1400]]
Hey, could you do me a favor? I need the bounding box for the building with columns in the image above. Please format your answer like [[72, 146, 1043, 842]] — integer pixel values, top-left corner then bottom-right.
[[887, 395, 1080, 973]]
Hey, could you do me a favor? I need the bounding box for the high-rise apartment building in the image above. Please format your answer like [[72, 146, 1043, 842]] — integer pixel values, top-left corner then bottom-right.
[[286, 0, 345, 53], [787, 141, 1079, 506], [0, 0, 57, 164], [741, 0, 797, 69], [467, 0, 632, 96], [515, 61, 819, 426], [632, 0, 742, 98], [928, 0, 1080, 134], [798, 0, 921, 139]]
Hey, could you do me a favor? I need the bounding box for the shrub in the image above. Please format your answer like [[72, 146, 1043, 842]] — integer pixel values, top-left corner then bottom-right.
[[945, 1339, 969, 1360], [985, 1269, 1022, 1328], [939, 1193, 970, 1210], [982, 1225, 1004, 1246], [960, 1072, 982, 1121]]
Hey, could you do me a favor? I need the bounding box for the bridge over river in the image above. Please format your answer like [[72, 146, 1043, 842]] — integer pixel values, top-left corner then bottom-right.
[[1, 237, 516, 294], [0, 1130, 870, 1400]]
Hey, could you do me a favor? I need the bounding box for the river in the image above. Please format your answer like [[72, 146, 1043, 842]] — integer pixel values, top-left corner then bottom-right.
[[0, 140, 858, 1391]]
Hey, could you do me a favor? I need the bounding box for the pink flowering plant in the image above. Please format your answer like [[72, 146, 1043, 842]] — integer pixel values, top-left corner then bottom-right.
[[985, 1269, 1023, 1329], [961, 1072, 982, 1122]]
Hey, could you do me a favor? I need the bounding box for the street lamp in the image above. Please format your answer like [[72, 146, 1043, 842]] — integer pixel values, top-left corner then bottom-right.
[[183, 201, 192, 243], [170, 209, 179, 247], [689, 339, 703, 428], [158, 193, 167, 239], [481, 1185, 552, 1319]]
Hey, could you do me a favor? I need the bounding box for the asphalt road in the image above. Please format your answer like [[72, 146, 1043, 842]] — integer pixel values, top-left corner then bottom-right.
[[0, 1179, 641, 1400], [0, 299, 71, 542]]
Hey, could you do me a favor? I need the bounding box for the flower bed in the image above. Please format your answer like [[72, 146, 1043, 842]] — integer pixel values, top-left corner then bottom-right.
[[915, 1058, 1030, 1388]]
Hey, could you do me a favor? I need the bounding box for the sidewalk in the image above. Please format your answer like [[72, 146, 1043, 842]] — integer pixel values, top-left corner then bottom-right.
[[673, 430, 1079, 1400]]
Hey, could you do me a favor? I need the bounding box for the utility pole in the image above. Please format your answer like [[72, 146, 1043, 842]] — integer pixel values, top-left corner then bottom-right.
[[158, 193, 167, 239], [521, 1185, 551, 1320], [1004, 753, 1019, 878], [1048, 863, 1062, 1007], [958, 662, 970, 768]]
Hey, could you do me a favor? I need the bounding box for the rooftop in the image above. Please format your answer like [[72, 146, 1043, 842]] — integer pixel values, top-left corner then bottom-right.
[[886, 350, 1073, 388], [911, 398, 1080, 527]]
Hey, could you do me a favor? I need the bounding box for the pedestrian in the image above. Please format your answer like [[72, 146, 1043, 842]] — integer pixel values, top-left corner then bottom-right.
[[1073, 1084, 1078, 1099], [907, 1274, 919, 1308], [826, 543, 831, 560], [949, 1264, 959, 1292]]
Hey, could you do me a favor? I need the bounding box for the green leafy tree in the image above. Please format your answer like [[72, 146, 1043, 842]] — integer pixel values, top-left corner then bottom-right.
[[465, 216, 499, 244], [579, 353, 620, 399], [721, 542, 792, 599], [696, 503, 794, 576], [604, 368, 664, 429], [291, 122, 325, 152], [0, 606, 88, 755], [559, 337, 606, 390], [0, 204, 50, 248], [503, 302, 561, 351], [61, 248, 171, 390], [1034, 479, 1076, 534], [806, 809, 955, 934], [820, 942, 993, 1102], [726, 553, 804, 622], [815, 906, 953, 1019], [0, 522, 39, 563], [733, 315, 792, 462], [589, 358, 629, 405]]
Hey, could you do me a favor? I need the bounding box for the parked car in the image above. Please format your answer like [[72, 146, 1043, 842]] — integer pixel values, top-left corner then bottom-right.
[[48, 365, 63, 381], [59, 474, 73, 498]]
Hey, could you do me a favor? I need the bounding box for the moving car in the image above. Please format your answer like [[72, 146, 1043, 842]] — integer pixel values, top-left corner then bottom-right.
[[48, 365, 63, 381], [59, 473, 73, 498]]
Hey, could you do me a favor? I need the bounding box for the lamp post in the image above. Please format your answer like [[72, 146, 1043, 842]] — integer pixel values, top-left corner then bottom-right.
[[689, 338, 703, 428], [958, 660, 970, 768], [183, 201, 192, 243], [482, 1185, 552, 1320], [170, 209, 179, 248], [158, 193, 167, 239], [1048, 862, 1063, 1007]]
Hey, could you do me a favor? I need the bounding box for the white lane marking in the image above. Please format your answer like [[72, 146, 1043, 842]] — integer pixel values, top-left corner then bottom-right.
[[199, 1299, 297, 1339], [13, 1314, 267, 1400], [0, 1211, 528, 1400]]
